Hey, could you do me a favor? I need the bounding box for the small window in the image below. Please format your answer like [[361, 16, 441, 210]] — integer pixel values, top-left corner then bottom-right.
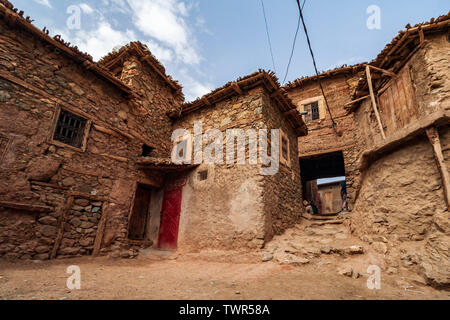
[[311, 101, 320, 121], [53, 109, 87, 148], [281, 136, 289, 160], [304, 101, 320, 123], [198, 170, 208, 181], [142, 144, 154, 157], [279, 130, 291, 167]]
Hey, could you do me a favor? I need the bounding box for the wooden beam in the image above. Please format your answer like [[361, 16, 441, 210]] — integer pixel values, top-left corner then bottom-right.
[[92, 202, 109, 256], [366, 65, 386, 140], [202, 96, 212, 106], [419, 28, 425, 48], [283, 109, 298, 116], [367, 65, 397, 78], [345, 95, 370, 106], [231, 82, 243, 95], [0, 201, 54, 213], [50, 196, 74, 259], [426, 126, 450, 209]]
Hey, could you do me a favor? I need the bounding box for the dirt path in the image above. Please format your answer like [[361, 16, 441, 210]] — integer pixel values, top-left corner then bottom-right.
[[0, 254, 448, 300]]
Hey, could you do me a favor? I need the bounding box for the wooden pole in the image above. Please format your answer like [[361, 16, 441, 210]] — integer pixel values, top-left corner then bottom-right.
[[366, 65, 386, 140], [50, 196, 74, 259], [92, 202, 109, 256], [426, 126, 450, 209]]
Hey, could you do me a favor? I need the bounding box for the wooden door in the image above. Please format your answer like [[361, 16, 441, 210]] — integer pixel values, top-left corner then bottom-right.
[[128, 185, 152, 240], [157, 187, 183, 250]]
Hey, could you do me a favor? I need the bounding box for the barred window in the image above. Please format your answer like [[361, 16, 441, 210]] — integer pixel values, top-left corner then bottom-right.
[[53, 109, 87, 148], [304, 101, 320, 123]]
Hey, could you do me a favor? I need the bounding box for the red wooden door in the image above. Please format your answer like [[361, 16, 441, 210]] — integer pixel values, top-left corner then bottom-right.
[[157, 187, 183, 250]]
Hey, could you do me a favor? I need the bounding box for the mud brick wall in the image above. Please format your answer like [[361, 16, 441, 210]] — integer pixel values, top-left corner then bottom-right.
[[0, 18, 172, 259], [286, 75, 361, 208], [174, 87, 304, 249], [350, 37, 450, 288], [261, 93, 303, 240], [174, 89, 267, 250]]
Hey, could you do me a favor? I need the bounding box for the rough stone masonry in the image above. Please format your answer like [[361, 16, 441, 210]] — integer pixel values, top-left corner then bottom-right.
[[0, 0, 449, 289]]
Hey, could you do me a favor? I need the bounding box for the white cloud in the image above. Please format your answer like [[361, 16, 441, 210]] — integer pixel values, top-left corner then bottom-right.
[[126, 0, 200, 65], [178, 70, 213, 102], [33, 0, 52, 8], [146, 40, 174, 64], [55, 21, 136, 61], [79, 3, 95, 15]]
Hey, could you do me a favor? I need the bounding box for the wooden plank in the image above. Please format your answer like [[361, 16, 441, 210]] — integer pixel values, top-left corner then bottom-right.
[[50, 196, 74, 259], [366, 66, 386, 140], [345, 95, 370, 106], [92, 201, 109, 256], [367, 65, 397, 77], [0, 201, 53, 213], [426, 126, 450, 209]]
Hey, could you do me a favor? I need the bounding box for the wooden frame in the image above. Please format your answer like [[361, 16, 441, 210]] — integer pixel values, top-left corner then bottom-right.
[[298, 96, 326, 123], [48, 105, 92, 152], [279, 129, 291, 168], [125, 182, 154, 244]]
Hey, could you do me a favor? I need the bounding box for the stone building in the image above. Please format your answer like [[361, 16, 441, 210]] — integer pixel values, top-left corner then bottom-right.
[[0, 0, 306, 259], [285, 14, 449, 288], [0, 0, 448, 288], [285, 64, 365, 210]]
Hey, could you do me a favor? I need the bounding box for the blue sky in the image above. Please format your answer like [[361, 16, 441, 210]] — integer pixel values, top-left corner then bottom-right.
[[12, 0, 449, 101]]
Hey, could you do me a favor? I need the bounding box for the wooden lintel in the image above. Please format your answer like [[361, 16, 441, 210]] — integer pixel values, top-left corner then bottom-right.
[[366, 65, 386, 140], [30, 181, 70, 190], [50, 196, 74, 259], [0, 201, 54, 213], [66, 191, 108, 202], [426, 126, 450, 209]]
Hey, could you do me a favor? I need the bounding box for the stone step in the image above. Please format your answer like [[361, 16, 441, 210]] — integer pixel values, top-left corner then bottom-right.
[[302, 213, 340, 221], [309, 220, 343, 227]]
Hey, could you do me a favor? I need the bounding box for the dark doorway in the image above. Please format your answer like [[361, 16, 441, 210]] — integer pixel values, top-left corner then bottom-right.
[[128, 184, 152, 241], [300, 151, 347, 214]]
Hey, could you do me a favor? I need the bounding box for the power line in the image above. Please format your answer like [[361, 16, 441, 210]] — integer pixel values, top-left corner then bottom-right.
[[282, 0, 306, 84], [260, 0, 277, 74], [295, 0, 339, 135]]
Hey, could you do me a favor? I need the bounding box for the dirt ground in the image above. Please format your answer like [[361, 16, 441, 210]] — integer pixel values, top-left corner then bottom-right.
[[0, 251, 449, 300]]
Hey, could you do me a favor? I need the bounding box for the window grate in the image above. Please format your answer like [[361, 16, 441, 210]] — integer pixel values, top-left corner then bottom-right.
[[53, 109, 87, 148], [303, 101, 320, 123], [311, 101, 320, 121]]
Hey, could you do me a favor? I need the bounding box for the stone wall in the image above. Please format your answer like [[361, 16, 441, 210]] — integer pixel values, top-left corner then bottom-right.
[[349, 37, 450, 288], [261, 92, 303, 240], [0, 17, 176, 260], [286, 75, 361, 208], [174, 89, 267, 250]]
